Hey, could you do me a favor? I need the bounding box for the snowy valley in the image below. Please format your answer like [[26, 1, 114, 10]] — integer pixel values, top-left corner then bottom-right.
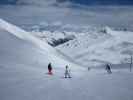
[[0, 1, 133, 100]]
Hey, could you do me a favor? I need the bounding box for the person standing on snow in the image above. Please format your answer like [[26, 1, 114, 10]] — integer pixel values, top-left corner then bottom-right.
[[65, 65, 71, 78], [105, 64, 112, 74], [48, 63, 53, 75]]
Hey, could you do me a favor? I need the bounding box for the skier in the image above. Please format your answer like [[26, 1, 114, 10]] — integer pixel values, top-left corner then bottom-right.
[[88, 67, 91, 71], [105, 64, 112, 74], [48, 63, 53, 75], [65, 65, 71, 78]]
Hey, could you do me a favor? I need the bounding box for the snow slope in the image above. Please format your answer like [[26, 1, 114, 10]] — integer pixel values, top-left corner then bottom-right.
[[0, 19, 133, 100], [27, 24, 133, 68], [56, 27, 133, 67], [0, 18, 84, 70]]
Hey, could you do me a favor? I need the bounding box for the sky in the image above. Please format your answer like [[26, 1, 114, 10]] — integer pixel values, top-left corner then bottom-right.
[[0, 0, 133, 31], [0, 0, 133, 5], [57, 0, 133, 5]]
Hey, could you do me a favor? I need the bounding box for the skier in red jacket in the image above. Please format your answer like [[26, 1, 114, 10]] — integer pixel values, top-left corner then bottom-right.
[[48, 63, 53, 75]]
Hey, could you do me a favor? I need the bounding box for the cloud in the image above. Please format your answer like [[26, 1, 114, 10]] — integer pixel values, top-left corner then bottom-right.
[[0, 0, 18, 4], [56, 0, 133, 5], [1, 0, 133, 5], [0, 0, 56, 5]]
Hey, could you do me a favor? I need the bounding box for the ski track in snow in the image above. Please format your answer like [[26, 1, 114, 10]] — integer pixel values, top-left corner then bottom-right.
[[0, 19, 133, 100]]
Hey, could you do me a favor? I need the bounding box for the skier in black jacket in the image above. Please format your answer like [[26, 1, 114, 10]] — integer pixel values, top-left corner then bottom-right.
[[105, 64, 112, 74]]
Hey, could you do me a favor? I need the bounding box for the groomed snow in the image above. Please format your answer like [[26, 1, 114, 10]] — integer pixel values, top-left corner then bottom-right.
[[0, 18, 83, 71], [0, 19, 133, 100]]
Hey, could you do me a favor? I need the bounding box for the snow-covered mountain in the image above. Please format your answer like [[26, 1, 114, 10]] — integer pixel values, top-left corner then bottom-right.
[[0, 18, 83, 72], [30, 24, 133, 67], [56, 27, 133, 67], [1, 18, 133, 100], [1, 1, 133, 99]]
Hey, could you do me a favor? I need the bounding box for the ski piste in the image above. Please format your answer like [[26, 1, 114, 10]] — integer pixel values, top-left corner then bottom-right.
[[1, 6, 133, 100]]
